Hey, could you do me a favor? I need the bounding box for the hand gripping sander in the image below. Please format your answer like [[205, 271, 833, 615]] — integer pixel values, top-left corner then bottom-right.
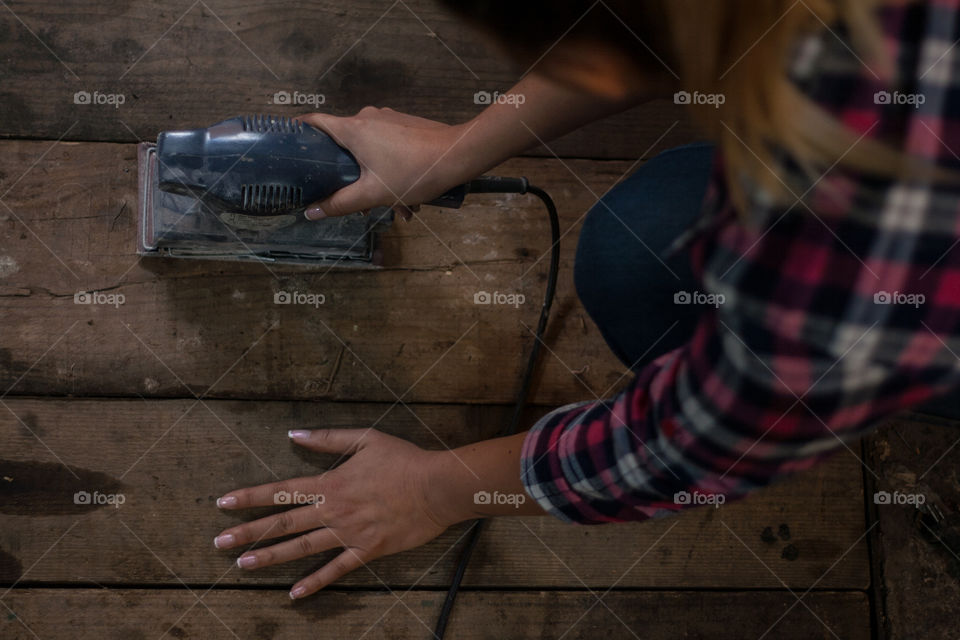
[[137, 114, 523, 266]]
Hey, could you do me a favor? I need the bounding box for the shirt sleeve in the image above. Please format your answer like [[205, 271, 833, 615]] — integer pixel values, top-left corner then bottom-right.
[[520, 294, 897, 525]]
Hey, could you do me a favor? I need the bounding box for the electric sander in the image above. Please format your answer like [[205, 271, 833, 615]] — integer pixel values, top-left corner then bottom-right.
[[137, 114, 524, 266]]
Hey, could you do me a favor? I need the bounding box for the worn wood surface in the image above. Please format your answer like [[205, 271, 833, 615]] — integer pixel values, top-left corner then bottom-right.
[[867, 414, 960, 640], [0, 589, 871, 639], [0, 140, 643, 404], [0, 5, 880, 634], [0, 398, 869, 589], [0, 0, 695, 158]]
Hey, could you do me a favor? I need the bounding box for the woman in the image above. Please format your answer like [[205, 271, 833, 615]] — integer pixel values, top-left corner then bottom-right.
[[213, 0, 960, 600]]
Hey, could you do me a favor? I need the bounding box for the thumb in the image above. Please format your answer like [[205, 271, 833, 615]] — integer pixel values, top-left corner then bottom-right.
[[304, 180, 372, 220], [288, 428, 372, 454]]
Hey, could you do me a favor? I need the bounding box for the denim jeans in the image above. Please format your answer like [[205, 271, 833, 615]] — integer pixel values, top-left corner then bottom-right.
[[574, 142, 716, 371]]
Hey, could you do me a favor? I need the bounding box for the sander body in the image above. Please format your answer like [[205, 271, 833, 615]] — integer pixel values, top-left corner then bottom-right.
[[137, 114, 465, 266]]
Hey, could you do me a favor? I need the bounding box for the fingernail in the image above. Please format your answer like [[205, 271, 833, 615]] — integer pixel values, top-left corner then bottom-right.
[[290, 586, 306, 599], [214, 534, 235, 549], [305, 206, 326, 220], [217, 496, 238, 508], [288, 430, 310, 440], [237, 554, 257, 569]]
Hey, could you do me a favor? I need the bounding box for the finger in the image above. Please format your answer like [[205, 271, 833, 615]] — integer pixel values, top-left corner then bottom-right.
[[303, 178, 379, 220], [216, 479, 317, 510], [287, 428, 376, 454], [235, 527, 340, 570], [214, 503, 327, 549], [289, 548, 367, 599], [294, 112, 351, 147], [394, 204, 413, 221], [371, 107, 448, 129]]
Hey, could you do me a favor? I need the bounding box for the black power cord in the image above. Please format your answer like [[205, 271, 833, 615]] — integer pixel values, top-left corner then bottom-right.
[[432, 180, 561, 639]]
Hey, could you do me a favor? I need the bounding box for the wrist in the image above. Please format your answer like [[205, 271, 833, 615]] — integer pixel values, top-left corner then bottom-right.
[[436, 120, 492, 187], [421, 433, 548, 525], [421, 449, 474, 528]]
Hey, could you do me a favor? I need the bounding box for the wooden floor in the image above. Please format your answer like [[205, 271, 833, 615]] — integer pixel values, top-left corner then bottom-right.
[[0, 1, 957, 638]]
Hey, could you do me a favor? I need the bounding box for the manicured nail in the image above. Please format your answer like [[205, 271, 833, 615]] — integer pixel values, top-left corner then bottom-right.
[[214, 534, 235, 549], [237, 554, 257, 569], [288, 430, 310, 440], [305, 206, 326, 220], [217, 496, 237, 508], [290, 586, 306, 599]]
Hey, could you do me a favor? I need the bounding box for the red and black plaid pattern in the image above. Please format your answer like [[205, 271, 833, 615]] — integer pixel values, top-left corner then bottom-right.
[[521, 0, 960, 523]]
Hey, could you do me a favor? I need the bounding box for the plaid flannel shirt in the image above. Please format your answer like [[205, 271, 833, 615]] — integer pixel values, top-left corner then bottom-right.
[[521, 1, 960, 524]]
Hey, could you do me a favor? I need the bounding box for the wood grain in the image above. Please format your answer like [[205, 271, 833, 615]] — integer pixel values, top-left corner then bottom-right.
[[866, 415, 960, 640], [0, 0, 696, 158], [0, 140, 639, 404], [0, 589, 870, 640], [0, 398, 869, 589]]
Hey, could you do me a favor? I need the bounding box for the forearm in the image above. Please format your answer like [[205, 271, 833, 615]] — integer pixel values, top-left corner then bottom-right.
[[426, 431, 548, 523], [444, 73, 667, 184]]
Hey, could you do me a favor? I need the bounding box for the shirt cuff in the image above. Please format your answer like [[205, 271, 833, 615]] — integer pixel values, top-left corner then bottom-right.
[[519, 400, 594, 523]]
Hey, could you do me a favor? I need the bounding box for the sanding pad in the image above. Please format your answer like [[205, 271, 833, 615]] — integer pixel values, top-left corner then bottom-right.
[[136, 142, 392, 267]]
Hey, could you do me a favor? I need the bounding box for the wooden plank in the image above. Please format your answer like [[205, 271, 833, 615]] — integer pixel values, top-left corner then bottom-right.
[[0, 589, 871, 640], [0, 0, 696, 158], [0, 398, 869, 589], [0, 140, 636, 404], [866, 415, 960, 640]]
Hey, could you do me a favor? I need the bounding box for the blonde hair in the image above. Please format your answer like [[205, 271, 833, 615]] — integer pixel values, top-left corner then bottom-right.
[[445, 0, 946, 218], [663, 0, 914, 214]]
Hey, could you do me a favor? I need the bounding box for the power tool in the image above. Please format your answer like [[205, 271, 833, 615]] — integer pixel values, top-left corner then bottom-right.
[[137, 114, 523, 266]]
